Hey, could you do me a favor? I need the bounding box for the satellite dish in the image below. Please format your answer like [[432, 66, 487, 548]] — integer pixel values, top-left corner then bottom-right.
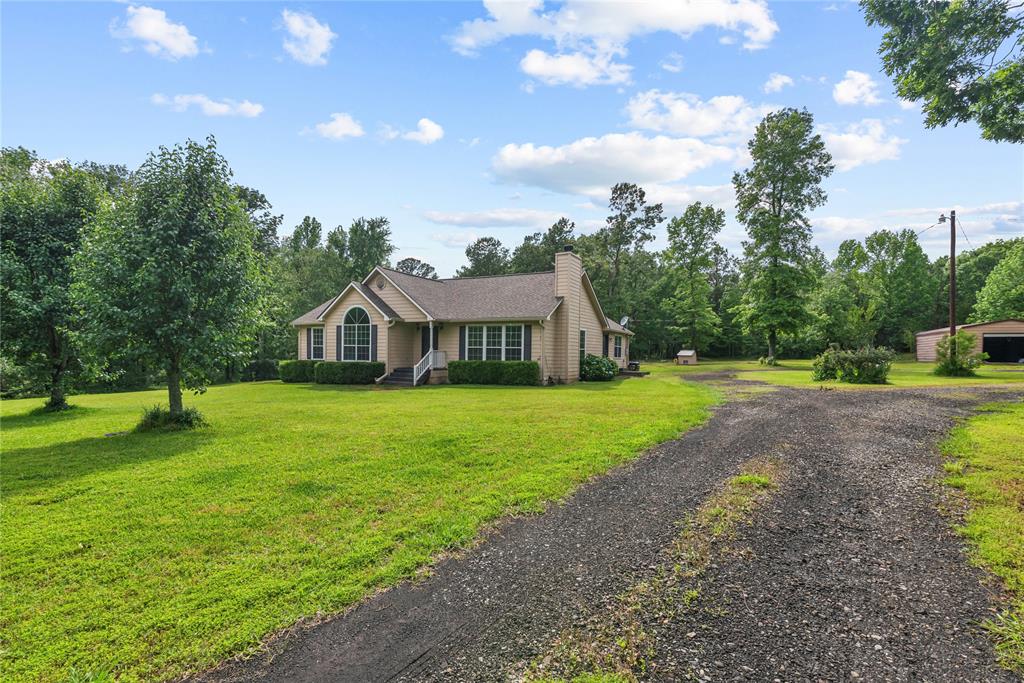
[[619, 315, 630, 327]]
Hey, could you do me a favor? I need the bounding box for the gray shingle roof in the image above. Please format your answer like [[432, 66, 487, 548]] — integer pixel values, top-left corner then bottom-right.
[[375, 268, 561, 321], [291, 281, 399, 326], [604, 316, 634, 336]]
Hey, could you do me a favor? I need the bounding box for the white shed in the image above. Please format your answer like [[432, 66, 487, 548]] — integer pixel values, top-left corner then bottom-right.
[[675, 349, 698, 365]]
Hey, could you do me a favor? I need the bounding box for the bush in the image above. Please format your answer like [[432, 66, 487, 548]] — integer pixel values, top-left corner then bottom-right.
[[448, 360, 540, 385], [759, 355, 778, 366], [934, 330, 988, 377], [278, 360, 317, 383], [314, 361, 385, 385], [812, 345, 895, 384], [580, 353, 618, 381], [241, 359, 279, 382], [136, 405, 206, 432]]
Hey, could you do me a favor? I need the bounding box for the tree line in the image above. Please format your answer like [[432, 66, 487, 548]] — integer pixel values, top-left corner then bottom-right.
[[3, 111, 1023, 419]]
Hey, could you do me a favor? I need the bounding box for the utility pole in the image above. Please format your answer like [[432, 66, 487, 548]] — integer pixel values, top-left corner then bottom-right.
[[940, 210, 957, 351]]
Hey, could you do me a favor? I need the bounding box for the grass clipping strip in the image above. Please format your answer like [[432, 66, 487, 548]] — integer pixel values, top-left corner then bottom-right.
[[529, 458, 785, 683]]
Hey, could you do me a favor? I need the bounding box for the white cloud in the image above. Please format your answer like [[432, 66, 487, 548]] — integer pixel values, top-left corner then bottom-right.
[[822, 119, 906, 171], [423, 208, 562, 229], [640, 183, 735, 212], [626, 90, 774, 141], [833, 70, 882, 106], [432, 230, 480, 248], [520, 48, 631, 87], [313, 113, 365, 140], [382, 118, 445, 144], [762, 72, 794, 93], [898, 98, 920, 111], [492, 132, 735, 196], [110, 5, 199, 60], [281, 9, 336, 66], [451, 0, 777, 90], [151, 93, 263, 117], [660, 52, 684, 73]]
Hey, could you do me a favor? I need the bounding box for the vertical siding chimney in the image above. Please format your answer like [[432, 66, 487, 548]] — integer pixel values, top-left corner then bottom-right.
[[555, 248, 583, 380]]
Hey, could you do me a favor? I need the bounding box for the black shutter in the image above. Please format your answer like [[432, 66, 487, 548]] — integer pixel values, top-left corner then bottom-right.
[[459, 326, 466, 360], [306, 328, 312, 360], [603, 334, 609, 356], [523, 325, 532, 360], [336, 325, 342, 361], [371, 325, 378, 362]]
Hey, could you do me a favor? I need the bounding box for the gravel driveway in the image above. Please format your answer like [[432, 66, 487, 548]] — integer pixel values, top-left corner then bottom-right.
[[199, 383, 1022, 682]]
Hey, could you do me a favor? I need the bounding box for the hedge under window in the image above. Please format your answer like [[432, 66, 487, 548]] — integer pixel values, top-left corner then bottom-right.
[[311, 327, 324, 360], [342, 307, 371, 361], [467, 324, 523, 361]]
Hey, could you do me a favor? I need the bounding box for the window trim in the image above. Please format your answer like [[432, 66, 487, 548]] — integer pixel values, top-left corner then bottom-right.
[[465, 323, 524, 361], [341, 306, 371, 362], [614, 335, 622, 358], [311, 326, 325, 360], [579, 329, 586, 368]]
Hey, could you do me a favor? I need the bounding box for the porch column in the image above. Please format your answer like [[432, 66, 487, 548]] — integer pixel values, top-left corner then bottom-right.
[[428, 320, 434, 358]]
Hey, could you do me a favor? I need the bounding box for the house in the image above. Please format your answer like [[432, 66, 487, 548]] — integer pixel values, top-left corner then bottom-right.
[[915, 319, 1024, 362], [675, 349, 697, 365], [291, 246, 633, 385]]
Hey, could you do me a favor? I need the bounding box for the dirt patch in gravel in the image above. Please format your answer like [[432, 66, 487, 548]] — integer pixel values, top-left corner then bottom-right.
[[197, 384, 1022, 683]]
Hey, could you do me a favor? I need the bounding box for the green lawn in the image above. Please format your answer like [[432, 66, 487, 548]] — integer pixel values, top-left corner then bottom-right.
[[942, 401, 1024, 674], [651, 358, 1024, 389], [1, 373, 716, 682]]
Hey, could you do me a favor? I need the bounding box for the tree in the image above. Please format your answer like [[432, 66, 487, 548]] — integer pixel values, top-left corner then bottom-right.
[[510, 217, 576, 273], [663, 203, 723, 351], [0, 150, 105, 409], [234, 185, 282, 255], [285, 216, 323, 252], [73, 137, 267, 420], [347, 216, 395, 277], [600, 183, 663, 301], [396, 257, 439, 279], [862, 0, 1024, 142], [456, 237, 509, 277], [863, 229, 937, 350], [971, 241, 1024, 321], [732, 108, 834, 358]]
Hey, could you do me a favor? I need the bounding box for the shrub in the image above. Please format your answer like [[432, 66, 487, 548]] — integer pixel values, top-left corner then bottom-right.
[[758, 355, 778, 366], [811, 345, 895, 384], [314, 361, 385, 385], [448, 360, 540, 386], [136, 405, 206, 432], [278, 360, 317, 383], [241, 359, 279, 382], [580, 353, 617, 381], [934, 330, 988, 377]]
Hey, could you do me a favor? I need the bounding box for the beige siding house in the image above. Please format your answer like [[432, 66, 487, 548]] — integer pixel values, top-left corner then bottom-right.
[[292, 247, 633, 385], [915, 319, 1024, 362]]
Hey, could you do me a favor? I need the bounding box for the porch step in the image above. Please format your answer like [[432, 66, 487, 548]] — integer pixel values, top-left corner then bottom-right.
[[382, 367, 416, 386]]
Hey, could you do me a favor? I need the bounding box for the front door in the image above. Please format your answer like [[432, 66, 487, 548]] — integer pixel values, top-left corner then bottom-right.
[[420, 326, 439, 357]]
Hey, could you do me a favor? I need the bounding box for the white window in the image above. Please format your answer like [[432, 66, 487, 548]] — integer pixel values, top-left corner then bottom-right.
[[614, 335, 622, 358], [311, 327, 324, 360], [466, 324, 524, 361], [342, 307, 371, 361]]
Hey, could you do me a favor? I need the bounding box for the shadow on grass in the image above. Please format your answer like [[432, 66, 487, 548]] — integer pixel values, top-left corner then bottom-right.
[[0, 405, 102, 432], [4, 429, 213, 498]]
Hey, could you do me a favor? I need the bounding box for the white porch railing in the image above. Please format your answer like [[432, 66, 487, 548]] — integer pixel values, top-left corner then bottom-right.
[[413, 352, 432, 386]]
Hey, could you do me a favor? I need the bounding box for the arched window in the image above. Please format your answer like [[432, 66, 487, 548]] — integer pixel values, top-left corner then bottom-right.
[[342, 307, 371, 361]]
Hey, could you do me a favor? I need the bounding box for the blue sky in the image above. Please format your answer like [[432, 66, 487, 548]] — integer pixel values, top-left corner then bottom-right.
[[3, 1, 1021, 276]]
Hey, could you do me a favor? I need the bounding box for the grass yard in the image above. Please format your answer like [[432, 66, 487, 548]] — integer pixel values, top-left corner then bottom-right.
[[653, 358, 1024, 389], [941, 401, 1024, 674], [1, 373, 716, 682]]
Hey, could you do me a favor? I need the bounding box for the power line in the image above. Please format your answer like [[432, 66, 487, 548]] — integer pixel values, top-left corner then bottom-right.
[[916, 221, 939, 236], [955, 215, 976, 251]]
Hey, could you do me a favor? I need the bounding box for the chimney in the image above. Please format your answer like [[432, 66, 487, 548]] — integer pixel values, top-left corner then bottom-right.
[[555, 245, 583, 379]]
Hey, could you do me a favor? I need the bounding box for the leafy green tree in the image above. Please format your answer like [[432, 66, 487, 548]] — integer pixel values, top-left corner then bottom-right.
[[706, 244, 745, 357], [286, 216, 323, 252], [396, 257, 438, 279], [663, 203, 723, 351], [456, 237, 509, 277], [347, 216, 395, 277], [234, 185, 282, 255], [510, 217, 576, 273], [73, 137, 267, 420], [732, 108, 834, 358], [932, 238, 1023, 325], [0, 151, 105, 409], [862, 0, 1024, 142], [863, 229, 937, 350], [971, 241, 1024, 321], [599, 183, 664, 301]]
